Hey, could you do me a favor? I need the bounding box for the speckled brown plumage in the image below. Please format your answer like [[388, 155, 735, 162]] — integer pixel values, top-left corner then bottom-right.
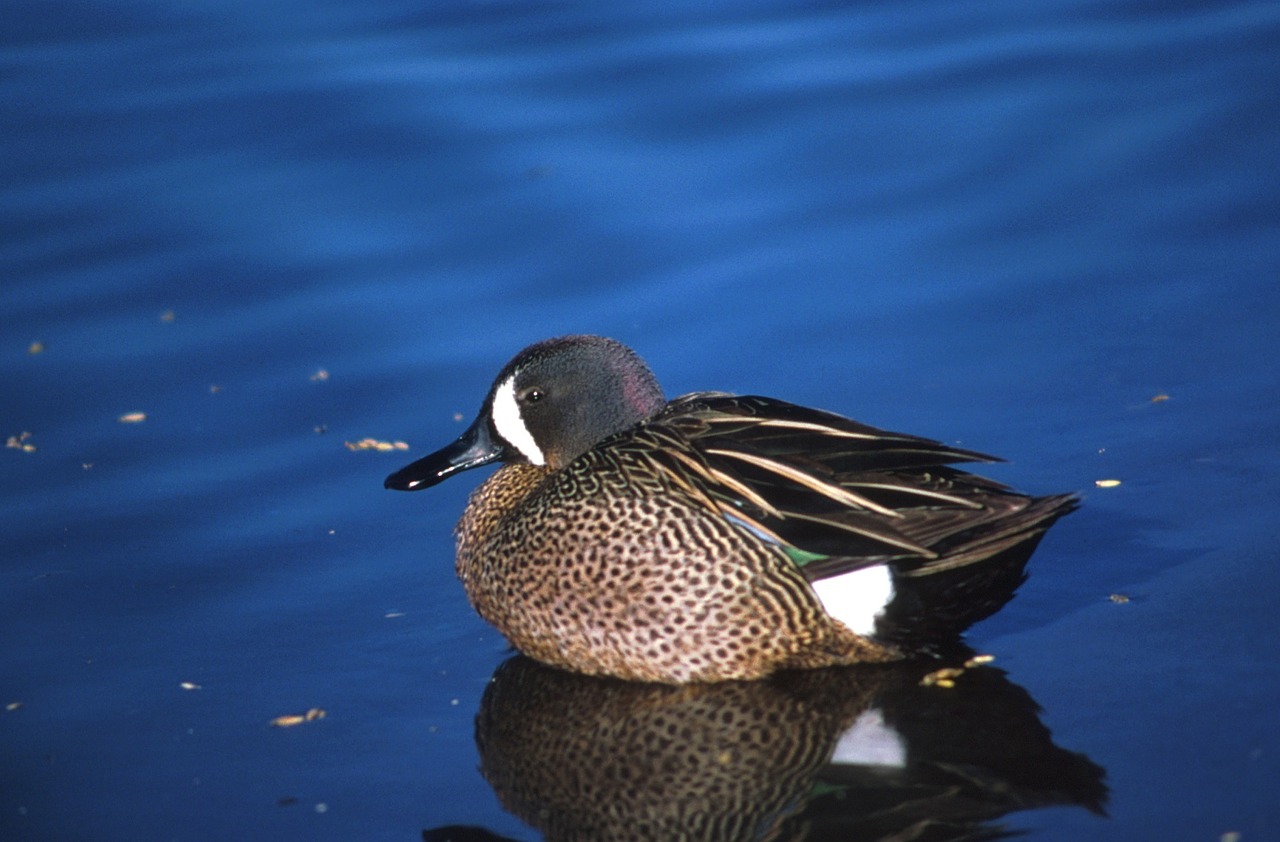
[[456, 454, 894, 683]]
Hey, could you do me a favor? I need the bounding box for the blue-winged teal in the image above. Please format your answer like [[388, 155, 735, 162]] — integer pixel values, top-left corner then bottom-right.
[[386, 335, 1077, 683]]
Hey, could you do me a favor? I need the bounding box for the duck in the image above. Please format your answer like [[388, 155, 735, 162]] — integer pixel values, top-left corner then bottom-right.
[[385, 335, 1077, 684]]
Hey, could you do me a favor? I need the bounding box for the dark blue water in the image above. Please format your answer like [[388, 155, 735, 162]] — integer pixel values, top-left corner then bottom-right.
[[4, 1, 1278, 839]]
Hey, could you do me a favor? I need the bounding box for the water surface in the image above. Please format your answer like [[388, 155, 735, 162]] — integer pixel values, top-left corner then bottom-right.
[[3, 1, 1278, 840]]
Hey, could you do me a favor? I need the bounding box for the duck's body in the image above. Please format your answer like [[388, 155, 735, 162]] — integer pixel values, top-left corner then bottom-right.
[[387, 336, 1076, 683]]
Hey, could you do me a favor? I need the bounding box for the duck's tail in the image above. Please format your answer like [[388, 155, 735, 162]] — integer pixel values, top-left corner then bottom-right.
[[799, 492, 1079, 654], [871, 492, 1079, 653]]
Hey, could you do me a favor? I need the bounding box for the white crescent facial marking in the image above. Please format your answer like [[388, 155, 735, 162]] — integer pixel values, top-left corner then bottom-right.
[[490, 374, 545, 466], [829, 708, 907, 767], [809, 564, 895, 636]]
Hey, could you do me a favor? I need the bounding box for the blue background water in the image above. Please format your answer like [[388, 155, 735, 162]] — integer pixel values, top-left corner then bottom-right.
[[3, 1, 1278, 839]]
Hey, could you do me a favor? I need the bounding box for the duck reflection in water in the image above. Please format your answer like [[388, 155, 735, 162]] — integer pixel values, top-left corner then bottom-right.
[[423, 654, 1106, 842]]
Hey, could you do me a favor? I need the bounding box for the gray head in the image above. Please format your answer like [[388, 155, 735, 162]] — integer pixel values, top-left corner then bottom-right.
[[385, 335, 666, 490]]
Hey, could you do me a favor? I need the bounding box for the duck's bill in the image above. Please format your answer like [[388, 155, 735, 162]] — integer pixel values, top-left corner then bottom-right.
[[384, 420, 505, 491]]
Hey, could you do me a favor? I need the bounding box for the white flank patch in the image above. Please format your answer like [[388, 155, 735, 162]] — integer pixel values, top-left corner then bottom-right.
[[829, 708, 907, 768], [490, 375, 545, 465], [809, 564, 894, 636]]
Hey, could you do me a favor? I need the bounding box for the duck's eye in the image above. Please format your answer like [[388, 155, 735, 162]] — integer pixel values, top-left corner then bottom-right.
[[520, 388, 544, 404]]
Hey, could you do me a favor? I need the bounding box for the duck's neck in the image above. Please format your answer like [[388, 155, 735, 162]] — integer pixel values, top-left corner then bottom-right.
[[455, 464, 553, 563]]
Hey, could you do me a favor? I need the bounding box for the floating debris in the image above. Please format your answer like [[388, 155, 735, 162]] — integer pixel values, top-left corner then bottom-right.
[[27, 341, 44, 355], [921, 654, 995, 688], [159, 310, 176, 323], [344, 438, 410, 452], [118, 412, 147, 424], [6, 432, 36, 452], [309, 368, 330, 382], [920, 667, 964, 688], [209, 384, 223, 394], [270, 708, 326, 728], [1108, 593, 1132, 604], [1094, 479, 1122, 488], [1151, 393, 1170, 403], [180, 681, 202, 691], [6, 701, 22, 712]]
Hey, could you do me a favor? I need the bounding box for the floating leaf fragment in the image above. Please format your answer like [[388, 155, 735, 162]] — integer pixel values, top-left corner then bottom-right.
[[1094, 479, 1121, 488], [922, 656, 994, 688], [6, 432, 36, 452], [118, 412, 147, 424], [344, 438, 410, 452], [28, 341, 44, 355], [920, 667, 965, 687], [270, 708, 326, 728], [1151, 393, 1170, 403]]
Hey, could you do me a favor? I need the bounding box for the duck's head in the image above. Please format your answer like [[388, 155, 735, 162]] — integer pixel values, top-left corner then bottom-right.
[[385, 335, 666, 491]]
